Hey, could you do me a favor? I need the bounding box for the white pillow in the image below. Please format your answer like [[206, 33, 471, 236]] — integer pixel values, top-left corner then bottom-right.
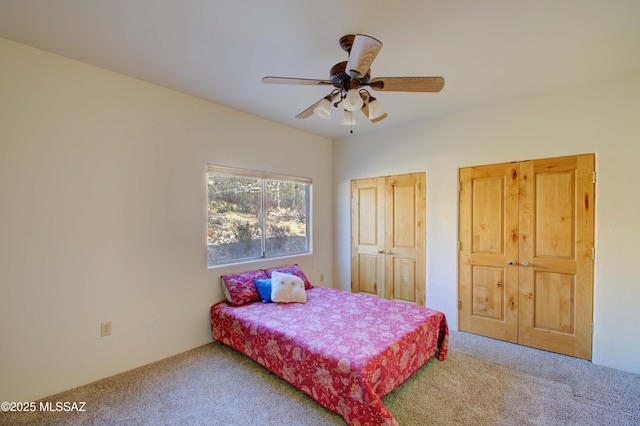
[[271, 271, 307, 303]]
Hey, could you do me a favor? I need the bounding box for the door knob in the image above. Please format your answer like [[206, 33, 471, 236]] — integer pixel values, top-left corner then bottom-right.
[[508, 260, 517, 266], [377, 249, 384, 254], [520, 260, 531, 267], [386, 250, 394, 255]]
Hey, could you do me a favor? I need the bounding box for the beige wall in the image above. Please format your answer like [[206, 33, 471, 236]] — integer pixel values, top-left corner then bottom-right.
[[334, 71, 640, 375], [0, 38, 333, 402]]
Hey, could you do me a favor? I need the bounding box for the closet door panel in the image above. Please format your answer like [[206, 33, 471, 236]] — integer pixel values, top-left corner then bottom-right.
[[385, 173, 426, 305], [351, 178, 385, 298], [459, 163, 519, 343], [518, 155, 594, 360], [471, 266, 505, 321], [392, 257, 417, 303], [535, 172, 575, 258]]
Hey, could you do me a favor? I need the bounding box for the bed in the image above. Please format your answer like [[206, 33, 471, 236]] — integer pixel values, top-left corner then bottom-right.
[[210, 265, 448, 426]]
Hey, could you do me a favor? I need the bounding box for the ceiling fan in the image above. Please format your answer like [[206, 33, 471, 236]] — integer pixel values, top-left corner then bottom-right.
[[262, 34, 444, 130]]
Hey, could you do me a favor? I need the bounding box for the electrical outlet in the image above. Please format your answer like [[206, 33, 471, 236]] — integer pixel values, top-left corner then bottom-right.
[[100, 321, 112, 337], [320, 274, 324, 282]]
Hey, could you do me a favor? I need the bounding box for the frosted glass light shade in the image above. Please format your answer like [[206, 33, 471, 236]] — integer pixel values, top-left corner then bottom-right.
[[367, 99, 385, 120], [313, 98, 332, 119], [343, 89, 363, 111], [340, 110, 356, 126]]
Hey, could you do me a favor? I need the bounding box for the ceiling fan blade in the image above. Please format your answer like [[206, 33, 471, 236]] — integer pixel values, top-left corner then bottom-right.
[[262, 77, 334, 86], [345, 34, 382, 79], [295, 98, 325, 119], [369, 77, 445, 92]]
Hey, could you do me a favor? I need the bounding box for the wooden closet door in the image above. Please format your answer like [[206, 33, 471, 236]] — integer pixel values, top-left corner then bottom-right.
[[351, 177, 385, 298], [518, 154, 595, 359], [458, 163, 520, 343], [384, 173, 426, 305], [351, 173, 426, 305], [458, 154, 595, 360]]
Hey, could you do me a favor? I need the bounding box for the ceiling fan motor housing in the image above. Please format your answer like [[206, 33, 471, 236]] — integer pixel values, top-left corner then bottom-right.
[[330, 61, 370, 90]]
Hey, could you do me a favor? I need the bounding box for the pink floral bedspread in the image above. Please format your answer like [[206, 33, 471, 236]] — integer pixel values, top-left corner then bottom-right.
[[210, 286, 448, 426]]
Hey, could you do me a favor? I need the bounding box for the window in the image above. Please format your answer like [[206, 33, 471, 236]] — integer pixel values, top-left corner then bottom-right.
[[207, 165, 311, 266]]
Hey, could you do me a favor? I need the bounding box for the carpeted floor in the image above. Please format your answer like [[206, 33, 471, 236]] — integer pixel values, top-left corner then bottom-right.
[[2, 330, 639, 425]]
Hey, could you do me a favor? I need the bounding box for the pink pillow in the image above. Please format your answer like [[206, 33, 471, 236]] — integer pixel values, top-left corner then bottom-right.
[[265, 264, 313, 290], [221, 269, 268, 306]]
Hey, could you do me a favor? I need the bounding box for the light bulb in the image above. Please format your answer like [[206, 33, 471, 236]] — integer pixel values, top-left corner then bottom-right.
[[313, 98, 332, 119], [367, 98, 385, 120], [340, 110, 356, 126], [343, 89, 363, 111]]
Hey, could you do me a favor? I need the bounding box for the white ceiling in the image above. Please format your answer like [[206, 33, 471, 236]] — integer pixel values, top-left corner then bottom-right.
[[1, 0, 639, 140]]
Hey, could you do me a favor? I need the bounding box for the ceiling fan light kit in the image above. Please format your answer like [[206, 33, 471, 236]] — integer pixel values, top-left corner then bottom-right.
[[343, 88, 364, 111], [262, 34, 444, 132], [367, 97, 385, 120]]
